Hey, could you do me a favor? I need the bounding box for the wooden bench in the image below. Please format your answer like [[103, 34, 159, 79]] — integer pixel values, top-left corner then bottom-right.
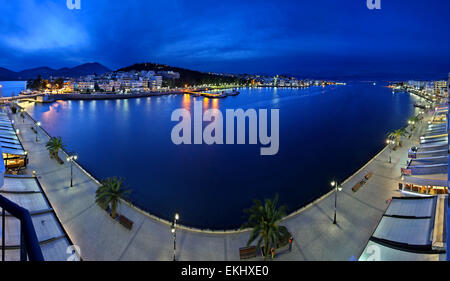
[[353, 179, 368, 192], [118, 215, 133, 230], [352, 172, 373, 192], [352, 181, 362, 192], [239, 246, 257, 260]]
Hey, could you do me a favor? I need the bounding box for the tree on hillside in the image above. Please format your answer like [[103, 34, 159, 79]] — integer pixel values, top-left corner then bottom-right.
[[54, 78, 64, 89]]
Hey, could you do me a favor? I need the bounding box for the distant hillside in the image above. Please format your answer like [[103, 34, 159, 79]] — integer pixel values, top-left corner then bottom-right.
[[0, 67, 18, 80], [117, 62, 248, 87], [18, 66, 58, 79], [58, 63, 111, 77], [0, 63, 111, 80]]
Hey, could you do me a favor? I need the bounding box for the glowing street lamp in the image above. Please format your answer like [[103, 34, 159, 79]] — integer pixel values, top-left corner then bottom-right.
[[35, 121, 41, 142], [171, 213, 179, 261], [330, 181, 343, 225], [386, 139, 394, 163], [20, 109, 25, 123], [66, 154, 78, 187]]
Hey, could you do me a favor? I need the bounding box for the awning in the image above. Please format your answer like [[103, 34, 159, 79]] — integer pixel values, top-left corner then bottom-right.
[[1, 141, 25, 150], [385, 197, 436, 218], [0, 137, 21, 145], [359, 241, 440, 261], [372, 216, 432, 246], [424, 130, 447, 137], [2, 147, 26, 156], [420, 137, 448, 144], [409, 159, 448, 166], [403, 175, 447, 187], [412, 155, 447, 161], [421, 133, 447, 139], [416, 147, 447, 153], [408, 163, 448, 175], [419, 141, 448, 149]]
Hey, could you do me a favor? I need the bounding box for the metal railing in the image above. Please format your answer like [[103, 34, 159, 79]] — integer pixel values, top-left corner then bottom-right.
[[0, 195, 44, 261]]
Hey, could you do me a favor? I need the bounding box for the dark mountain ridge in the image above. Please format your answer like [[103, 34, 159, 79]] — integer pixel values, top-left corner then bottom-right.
[[117, 62, 248, 87], [0, 63, 111, 80]]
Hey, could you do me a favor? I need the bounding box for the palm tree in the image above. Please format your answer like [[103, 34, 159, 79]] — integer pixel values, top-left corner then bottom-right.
[[241, 194, 287, 260], [388, 129, 406, 146], [95, 177, 130, 219], [45, 136, 64, 158]]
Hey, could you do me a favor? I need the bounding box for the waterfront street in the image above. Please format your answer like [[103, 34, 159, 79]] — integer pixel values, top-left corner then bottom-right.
[[10, 108, 430, 261]]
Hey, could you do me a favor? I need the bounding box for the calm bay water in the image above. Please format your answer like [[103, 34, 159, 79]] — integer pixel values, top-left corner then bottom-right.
[[0, 81, 27, 97], [26, 83, 417, 229]]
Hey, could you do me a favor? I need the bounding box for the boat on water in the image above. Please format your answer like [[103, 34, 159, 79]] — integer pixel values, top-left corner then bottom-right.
[[392, 87, 405, 92], [414, 103, 427, 109], [228, 89, 240, 96], [185, 88, 240, 99], [207, 89, 240, 98]]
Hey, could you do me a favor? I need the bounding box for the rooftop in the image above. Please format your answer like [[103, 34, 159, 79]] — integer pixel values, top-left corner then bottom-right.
[[359, 196, 446, 261], [0, 176, 76, 261]]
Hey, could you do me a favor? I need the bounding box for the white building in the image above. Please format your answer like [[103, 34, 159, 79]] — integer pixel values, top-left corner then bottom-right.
[[151, 76, 163, 89], [76, 82, 95, 92]]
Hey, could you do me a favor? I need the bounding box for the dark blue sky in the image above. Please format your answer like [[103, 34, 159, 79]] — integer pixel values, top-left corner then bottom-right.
[[1, 0, 449, 78]]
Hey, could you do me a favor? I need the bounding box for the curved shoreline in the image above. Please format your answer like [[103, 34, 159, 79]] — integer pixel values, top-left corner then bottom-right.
[[44, 92, 179, 101], [22, 105, 390, 234]]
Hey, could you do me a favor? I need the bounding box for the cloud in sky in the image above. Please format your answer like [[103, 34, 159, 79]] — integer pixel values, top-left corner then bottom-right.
[[0, 0, 449, 77]]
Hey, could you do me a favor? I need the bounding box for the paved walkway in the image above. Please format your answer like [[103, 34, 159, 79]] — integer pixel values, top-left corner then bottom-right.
[[11, 109, 430, 261]]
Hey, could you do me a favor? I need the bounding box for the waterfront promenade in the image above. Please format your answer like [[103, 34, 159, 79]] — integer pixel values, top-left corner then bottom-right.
[[11, 109, 429, 261], [42, 91, 180, 101]]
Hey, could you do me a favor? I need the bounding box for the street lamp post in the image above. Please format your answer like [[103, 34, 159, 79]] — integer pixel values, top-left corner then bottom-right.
[[171, 213, 179, 261], [408, 120, 415, 134], [66, 155, 78, 187], [386, 139, 393, 163], [35, 121, 41, 142], [330, 181, 342, 225]]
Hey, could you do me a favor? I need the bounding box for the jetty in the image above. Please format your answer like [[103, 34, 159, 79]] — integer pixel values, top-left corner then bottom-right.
[[180, 89, 240, 99]]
